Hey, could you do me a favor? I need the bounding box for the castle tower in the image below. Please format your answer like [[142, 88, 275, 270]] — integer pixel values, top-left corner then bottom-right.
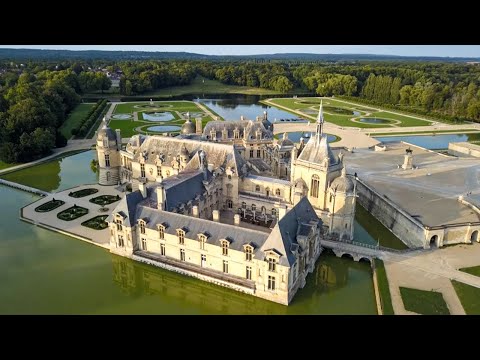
[[327, 167, 357, 241], [96, 117, 121, 185]]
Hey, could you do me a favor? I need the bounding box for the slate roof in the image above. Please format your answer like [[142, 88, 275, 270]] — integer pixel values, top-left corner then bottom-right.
[[202, 120, 273, 141], [297, 134, 338, 165]]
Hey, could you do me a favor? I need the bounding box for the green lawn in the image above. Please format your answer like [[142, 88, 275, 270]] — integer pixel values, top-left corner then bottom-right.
[[143, 76, 285, 97], [266, 97, 436, 128], [113, 101, 201, 115], [375, 259, 394, 315], [0, 160, 17, 171], [451, 280, 480, 314], [372, 130, 480, 136], [109, 120, 150, 138], [399, 287, 450, 315], [459, 265, 480, 277], [59, 103, 95, 139]]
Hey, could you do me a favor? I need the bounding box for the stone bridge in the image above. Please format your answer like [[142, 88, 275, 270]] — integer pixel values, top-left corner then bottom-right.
[[319, 238, 415, 262], [0, 179, 50, 197]]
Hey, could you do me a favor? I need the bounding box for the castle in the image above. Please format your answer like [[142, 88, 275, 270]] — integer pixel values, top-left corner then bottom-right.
[[96, 102, 357, 305]]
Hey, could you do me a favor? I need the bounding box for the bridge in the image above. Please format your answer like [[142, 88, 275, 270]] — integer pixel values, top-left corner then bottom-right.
[[0, 179, 50, 197], [320, 237, 418, 262]]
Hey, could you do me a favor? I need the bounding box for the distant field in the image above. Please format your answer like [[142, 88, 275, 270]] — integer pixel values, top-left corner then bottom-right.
[[142, 76, 285, 97], [60, 103, 95, 138], [266, 97, 436, 128]]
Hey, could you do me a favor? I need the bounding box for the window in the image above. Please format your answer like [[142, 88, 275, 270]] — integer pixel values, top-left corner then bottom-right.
[[103, 138, 109, 147], [199, 234, 206, 250], [268, 258, 277, 272], [105, 154, 110, 167], [160, 243, 165, 256], [158, 225, 164, 239], [118, 235, 124, 247], [221, 240, 229, 256], [257, 149, 261, 158], [140, 163, 145, 178], [157, 166, 162, 176], [245, 246, 253, 261], [251, 204, 256, 211], [223, 260, 228, 273], [180, 249, 185, 261], [201, 254, 206, 267], [226, 199, 233, 209], [292, 264, 297, 283], [276, 189, 281, 196], [271, 208, 277, 216], [177, 230, 185, 245], [106, 172, 110, 182], [246, 266, 252, 280], [115, 219, 123, 231], [142, 238, 147, 251], [139, 221, 145, 234], [311, 174, 320, 198], [268, 275, 276, 290], [255, 185, 260, 192], [242, 202, 246, 209], [250, 149, 254, 158]]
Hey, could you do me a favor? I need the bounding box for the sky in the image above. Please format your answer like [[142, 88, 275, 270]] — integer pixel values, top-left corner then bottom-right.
[[1, 45, 480, 57]]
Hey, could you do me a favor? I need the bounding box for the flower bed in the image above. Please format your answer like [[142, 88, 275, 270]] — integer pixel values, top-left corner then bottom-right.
[[69, 188, 99, 198], [81, 215, 109, 230], [35, 199, 65, 212], [57, 205, 89, 221], [89, 194, 121, 205]]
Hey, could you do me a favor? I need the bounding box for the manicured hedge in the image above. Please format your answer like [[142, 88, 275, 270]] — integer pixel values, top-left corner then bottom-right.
[[72, 99, 109, 138]]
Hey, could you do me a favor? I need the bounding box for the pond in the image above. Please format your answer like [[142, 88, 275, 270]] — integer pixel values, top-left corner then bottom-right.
[[196, 97, 300, 122], [285, 132, 337, 143], [358, 118, 392, 124], [142, 112, 175, 122], [146, 125, 182, 133], [374, 133, 480, 150], [111, 114, 132, 120]]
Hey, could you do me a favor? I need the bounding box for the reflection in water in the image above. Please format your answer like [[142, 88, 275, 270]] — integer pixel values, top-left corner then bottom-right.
[[111, 252, 375, 314]]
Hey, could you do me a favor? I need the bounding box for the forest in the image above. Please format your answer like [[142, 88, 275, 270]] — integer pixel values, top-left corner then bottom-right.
[[1, 58, 480, 163]]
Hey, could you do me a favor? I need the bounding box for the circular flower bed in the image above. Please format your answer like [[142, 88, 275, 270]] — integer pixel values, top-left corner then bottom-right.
[[35, 199, 65, 212], [57, 205, 89, 221], [89, 194, 121, 205], [81, 215, 109, 230]]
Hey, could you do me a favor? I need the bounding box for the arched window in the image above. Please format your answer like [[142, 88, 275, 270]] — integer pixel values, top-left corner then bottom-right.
[[221, 239, 229, 256], [311, 175, 320, 198], [105, 154, 110, 167], [275, 189, 281, 196], [139, 220, 146, 234], [252, 204, 256, 211], [271, 208, 277, 216], [226, 199, 233, 209], [255, 185, 260, 192], [245, 245, 253, 261]]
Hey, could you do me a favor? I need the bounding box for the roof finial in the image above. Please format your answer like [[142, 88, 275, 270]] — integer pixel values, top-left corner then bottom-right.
[[316, 100, 324, 146]]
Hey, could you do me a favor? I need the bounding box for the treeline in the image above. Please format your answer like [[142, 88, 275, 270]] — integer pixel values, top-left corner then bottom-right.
[[72, 99, 108, 137]]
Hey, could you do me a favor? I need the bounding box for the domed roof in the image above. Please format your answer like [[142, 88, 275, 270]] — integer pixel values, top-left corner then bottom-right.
[[278, 132, 294, 147], [97, 118, 117, 142], [331, 167, 354, 193], [181, 119, 196, 134]]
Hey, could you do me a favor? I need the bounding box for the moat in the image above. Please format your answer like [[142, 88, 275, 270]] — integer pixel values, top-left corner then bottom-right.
[[0, 150, 378, 314]]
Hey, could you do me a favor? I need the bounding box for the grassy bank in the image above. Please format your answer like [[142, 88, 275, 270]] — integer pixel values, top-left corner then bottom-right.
[[374, 259, 394, 315]]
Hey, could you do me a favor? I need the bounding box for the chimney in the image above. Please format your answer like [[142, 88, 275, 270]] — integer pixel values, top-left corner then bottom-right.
[[138, 182, 147, 199], [212, 210, 220, 222], [156, 186, 165, 210], [115, 129, 122, 150], [196, 118, 202, 135], [192, 205, 199, 218], [278, 204, 287, 221], [234, 214, 241, 226]]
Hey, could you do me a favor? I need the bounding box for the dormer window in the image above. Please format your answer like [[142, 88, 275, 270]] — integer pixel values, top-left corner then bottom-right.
[[268, 257, 277, 272], [275, 189, 281, 196], [210, 129, 216, 141], [244, 245, 253, 261], [221, 239, 230, 256], [157, 224, 165, 239], [177, 229, 185, 245], [198, 233, 208, 250], [115, 218, 123, 231], [138, 220, 146, 234], [255, 185, 260, 192]]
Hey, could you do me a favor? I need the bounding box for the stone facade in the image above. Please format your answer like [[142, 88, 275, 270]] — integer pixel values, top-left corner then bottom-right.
[[96, 119, 121, 185]]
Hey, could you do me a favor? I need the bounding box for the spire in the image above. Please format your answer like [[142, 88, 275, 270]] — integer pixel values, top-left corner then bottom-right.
[[316, 100, 324, 146]]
